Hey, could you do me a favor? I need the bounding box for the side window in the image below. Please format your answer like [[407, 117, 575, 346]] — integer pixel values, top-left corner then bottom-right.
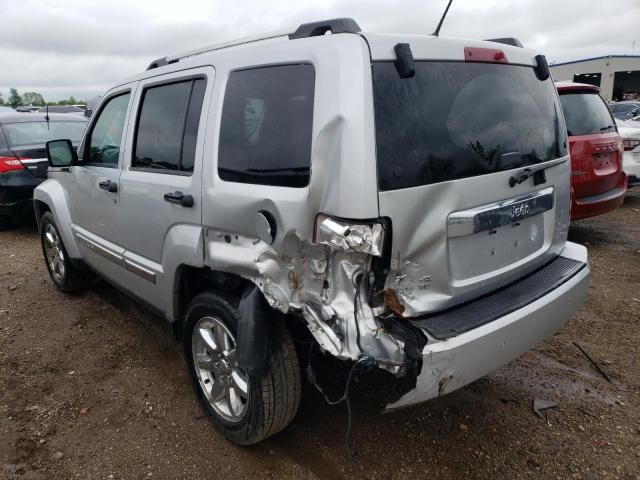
[[218, 64, 315, 187], [132, 78, 206, 173], [84, 93, 130, 166]]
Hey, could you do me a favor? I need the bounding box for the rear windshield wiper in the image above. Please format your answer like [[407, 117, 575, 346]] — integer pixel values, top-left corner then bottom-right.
[[599, 125, 616, 132], [508, 158, 566, 188]]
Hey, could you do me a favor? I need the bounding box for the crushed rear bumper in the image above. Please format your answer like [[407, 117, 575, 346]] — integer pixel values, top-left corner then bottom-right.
[[385, 242, 589, 411]]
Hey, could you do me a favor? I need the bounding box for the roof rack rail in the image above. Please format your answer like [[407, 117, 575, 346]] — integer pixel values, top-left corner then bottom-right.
[[146, 18, 361, 71], [485, 37, 524, 48], [289, 18, 361, 39], [147, 56, 179, 70]]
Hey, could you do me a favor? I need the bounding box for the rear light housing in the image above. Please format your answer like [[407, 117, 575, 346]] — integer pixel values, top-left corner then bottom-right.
[[0, 156, 25, 173], [464, 47, 508, 64], [314, 214, 385, 256], [623, 138, 640, 151]]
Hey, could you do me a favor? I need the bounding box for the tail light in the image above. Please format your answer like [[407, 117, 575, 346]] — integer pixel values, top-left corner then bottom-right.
[[0, 156, 25, 173], [623, 138, 640, 151], [314, 214, 385, 256], [464, 47, 508, 64]]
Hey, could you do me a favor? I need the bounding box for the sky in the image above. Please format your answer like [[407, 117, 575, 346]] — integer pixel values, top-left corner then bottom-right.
[[2, 0, 639, 102]]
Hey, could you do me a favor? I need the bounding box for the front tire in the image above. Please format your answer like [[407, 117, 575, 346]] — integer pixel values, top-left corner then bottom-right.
[[184, 292, 301, 445], [40, 211, 89, 292]]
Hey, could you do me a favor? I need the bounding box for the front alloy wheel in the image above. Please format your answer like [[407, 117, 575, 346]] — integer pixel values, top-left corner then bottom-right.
[[39, 211, 90, 292], [43, 223, 66, 283], [192, 316, 249, 422]]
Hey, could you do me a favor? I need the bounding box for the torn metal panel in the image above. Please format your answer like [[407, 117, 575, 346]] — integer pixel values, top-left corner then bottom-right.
[[205, 228, 407, 374]]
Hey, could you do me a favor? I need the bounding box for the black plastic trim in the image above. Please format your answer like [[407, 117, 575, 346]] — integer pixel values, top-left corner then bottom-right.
[[485, 37, 524, 48], [289, 18, 361, 39], [409, 256, 586, 340]]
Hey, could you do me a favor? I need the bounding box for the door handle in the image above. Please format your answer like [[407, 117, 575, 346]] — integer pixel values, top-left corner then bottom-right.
[[164, 191, 194, 207], [98, 180, 118, 193]]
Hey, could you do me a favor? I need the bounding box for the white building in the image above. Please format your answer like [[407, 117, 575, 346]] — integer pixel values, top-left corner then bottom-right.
[[550, 55, 640, 102]]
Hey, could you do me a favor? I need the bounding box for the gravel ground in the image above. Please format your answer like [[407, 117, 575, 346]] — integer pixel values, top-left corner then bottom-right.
[[1, 190, 639, 480]]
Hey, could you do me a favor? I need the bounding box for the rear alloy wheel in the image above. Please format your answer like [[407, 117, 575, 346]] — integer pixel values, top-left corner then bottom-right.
[[184, 292, 301, 445], [40, 211, 90, 292], [192, 316, 249, 422]]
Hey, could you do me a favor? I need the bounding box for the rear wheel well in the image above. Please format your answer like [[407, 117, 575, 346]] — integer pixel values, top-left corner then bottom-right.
[[173, 266, 250, 341]]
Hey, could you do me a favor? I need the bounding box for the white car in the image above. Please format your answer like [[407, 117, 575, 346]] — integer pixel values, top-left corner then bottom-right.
[[616, 119, 640, 186]]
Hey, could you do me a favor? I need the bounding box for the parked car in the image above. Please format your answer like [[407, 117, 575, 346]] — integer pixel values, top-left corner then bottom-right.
[[36, 105, 85, 115], [616, 119, 640, 187], [0, 112, 87, 227], [609, 100, 640, 120], [35, 18, 590, 445], [15, 106, 40, 113], [556, 82, 627, 220]]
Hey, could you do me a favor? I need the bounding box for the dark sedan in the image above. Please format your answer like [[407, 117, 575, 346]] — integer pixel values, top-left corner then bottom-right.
[[0, 113, 87, 227]]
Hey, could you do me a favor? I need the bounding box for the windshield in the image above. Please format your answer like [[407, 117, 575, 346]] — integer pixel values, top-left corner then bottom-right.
[[2, 121, 86, 148], [559, 91, 616, 136], [373, 61, 567, 191]]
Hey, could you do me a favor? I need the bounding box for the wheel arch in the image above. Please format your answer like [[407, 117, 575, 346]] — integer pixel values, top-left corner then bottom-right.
[[33, 180, 80, 258]]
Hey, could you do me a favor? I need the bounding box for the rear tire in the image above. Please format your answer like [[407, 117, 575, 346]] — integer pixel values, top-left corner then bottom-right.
[[184, 291, 301, 445], [40, 211, 90, 292]]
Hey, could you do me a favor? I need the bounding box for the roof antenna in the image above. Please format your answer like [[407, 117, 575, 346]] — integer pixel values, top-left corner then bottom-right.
[[432, 0, 454, 37], [45, 104, 50, 130]]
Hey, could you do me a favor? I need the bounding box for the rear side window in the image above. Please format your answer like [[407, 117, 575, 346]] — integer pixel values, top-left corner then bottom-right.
[[218, 64, 315, 187], [373, 62, 566, 191], [133, 78, 206, 173], [559, 91, 616, 136]]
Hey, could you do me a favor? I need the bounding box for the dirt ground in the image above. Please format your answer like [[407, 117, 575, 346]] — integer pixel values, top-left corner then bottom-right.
[[1, 190, 639, 480]]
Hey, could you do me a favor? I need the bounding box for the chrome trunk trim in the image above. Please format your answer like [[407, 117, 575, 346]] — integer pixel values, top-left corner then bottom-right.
[[447, 187, 554, 238]]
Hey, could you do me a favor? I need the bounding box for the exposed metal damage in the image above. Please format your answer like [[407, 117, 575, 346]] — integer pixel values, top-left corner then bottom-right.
[[204, 228, 410, 377]]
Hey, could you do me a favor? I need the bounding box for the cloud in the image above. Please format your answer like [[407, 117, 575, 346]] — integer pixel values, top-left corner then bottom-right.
[[2, 0, 638, 101]]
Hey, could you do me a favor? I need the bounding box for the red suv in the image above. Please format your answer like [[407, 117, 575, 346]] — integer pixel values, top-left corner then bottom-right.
[[556, 82, 627, 220]]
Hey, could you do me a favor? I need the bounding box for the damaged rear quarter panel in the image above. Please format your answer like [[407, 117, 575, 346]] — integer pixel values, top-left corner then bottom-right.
[[197, 37, 405, 370]]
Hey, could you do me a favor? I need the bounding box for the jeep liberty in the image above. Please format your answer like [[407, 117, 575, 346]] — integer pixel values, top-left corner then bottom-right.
[[35, 18, 590, 445]]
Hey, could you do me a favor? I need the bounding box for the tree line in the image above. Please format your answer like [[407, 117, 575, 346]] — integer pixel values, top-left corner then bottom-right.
[[0, 88, 85, 108]]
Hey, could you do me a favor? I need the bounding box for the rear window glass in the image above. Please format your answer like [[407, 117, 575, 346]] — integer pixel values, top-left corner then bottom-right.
[[218, 64, 315, 188], [2, 121, 86, 148], [373, 62, 566, 191], [559, 91, 615, 136]]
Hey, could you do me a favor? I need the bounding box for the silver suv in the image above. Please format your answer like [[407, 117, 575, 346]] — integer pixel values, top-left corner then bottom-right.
[[35, 18, 590, 445]]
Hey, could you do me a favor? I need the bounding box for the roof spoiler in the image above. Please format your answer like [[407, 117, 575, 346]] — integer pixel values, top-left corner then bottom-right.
[[289, 18, 361, 39], [485, 37, 523, 48]]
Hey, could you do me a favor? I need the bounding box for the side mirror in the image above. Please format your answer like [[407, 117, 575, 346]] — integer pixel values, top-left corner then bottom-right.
[[46, 139, 77, 167]]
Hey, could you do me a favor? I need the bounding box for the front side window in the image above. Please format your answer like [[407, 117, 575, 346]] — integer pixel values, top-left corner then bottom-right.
[[218, 64, 315, 187], [373, 62, 566, 191], [85, 93, 130, 166], [132, 78, 206, 173]]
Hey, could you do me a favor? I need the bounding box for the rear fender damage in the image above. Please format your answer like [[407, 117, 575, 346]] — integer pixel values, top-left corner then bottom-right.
[[205, 228, 410, 375]]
